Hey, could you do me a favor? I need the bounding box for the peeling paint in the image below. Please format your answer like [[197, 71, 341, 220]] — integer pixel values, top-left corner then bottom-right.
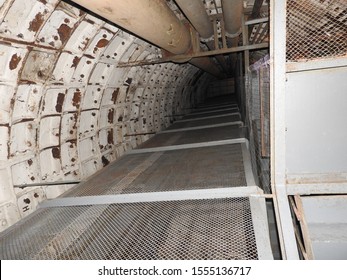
[[107, 108, 114, 124], [96, 38, 109, 48], [101, 155, 110, 167], [71, 56, 80, 68], [107, 129, 114, 144], [51, 147, 60, 159], [9, 54, 22, 70], [112, 88, 119, 103], [72, 90, 81, 108], [57, 24, 72, 44], [55, 93, 65, 113], [28, 13, 45, 32]]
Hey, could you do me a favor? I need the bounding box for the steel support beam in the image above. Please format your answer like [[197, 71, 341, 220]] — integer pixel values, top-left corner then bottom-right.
[[117, 43, 269, 67]]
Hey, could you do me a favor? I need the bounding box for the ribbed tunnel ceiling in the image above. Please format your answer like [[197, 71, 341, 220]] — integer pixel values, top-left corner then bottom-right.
[[0, 0, 216, 231]]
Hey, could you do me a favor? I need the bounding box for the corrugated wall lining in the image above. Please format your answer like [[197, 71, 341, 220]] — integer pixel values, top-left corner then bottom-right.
[[0, 0, 215, 232]]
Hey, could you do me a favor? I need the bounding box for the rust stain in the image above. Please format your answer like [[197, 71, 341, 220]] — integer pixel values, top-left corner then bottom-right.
[[55, 92, 65, 113], [57, 24, 72, 43], [72, 90, 81, 108], [112, 88, 119, 104], [38, 0, 47, 4], [52, 147, 61, 159], [9, 54, 22, 70], [71, 56, 81, 68], [124, 78, 132, 85], [107, 108, 114, 124], [27, 159, 33, 166], [101, 156, 110, 167], [96, 38, 109, 48], [107, 129, 114, 144], [28, 13, 44, 32]]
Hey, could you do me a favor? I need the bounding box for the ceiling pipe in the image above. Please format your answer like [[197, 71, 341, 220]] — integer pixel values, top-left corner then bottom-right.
[[174, 0, 229, 74], [221, 0, 244, 47], [174, 0, 214, 40], [221, 0, 244, 75], [190, 57, 222, 78], [71, 0, 191, 55], [71, 0, 222, 77]]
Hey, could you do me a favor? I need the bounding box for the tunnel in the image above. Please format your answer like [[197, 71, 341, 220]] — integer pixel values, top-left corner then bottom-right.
[[0, 0, 347, 260]]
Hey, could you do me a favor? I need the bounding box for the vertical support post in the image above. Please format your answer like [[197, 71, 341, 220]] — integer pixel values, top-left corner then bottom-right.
[[270, 0, 299, 259], [213, 19, 219, 50], [242, 13, 250, 73]]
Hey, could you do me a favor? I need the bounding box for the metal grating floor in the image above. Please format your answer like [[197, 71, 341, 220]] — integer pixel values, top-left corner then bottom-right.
[[0, 96, 273, 260], [0, 198, 258, 260], [139, 124, 245, 148], [168, 114, 241, 130], [181, 108, 239, 120]]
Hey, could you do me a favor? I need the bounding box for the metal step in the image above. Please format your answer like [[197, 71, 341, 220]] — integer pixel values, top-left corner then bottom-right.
[[0, 98, 274, 260]]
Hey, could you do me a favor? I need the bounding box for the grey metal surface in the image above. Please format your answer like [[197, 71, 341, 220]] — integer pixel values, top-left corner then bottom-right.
[[286, 66, 347, 175], [301, 195, 347, 260], [0, 198, 261, 260], [175, 112, 241, 123]]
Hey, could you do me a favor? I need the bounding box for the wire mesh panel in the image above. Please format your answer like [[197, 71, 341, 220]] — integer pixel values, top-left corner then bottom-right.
[[63, 144, 246, 197], [286, 0, 347, 62], [0, 198, 258, 260], [246, 57, 271, 193]]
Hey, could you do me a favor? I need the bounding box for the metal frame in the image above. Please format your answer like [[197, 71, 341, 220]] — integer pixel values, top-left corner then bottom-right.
[[188, 106, 238, 116], [175, 112, 241, 123], [241, 143, 256, 186], [128, 138, 248, 154], [287, 183, 347, 195], [270, 0, 299, 259], [286, 56, 347, 73], [249, 196, 274, 259], [158, 121, 243, 134], [117, 43, 269, 68], [40, 186, 262, 208]]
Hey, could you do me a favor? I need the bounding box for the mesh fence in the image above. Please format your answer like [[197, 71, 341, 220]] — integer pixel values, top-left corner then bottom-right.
[[0, 198, 258, 260], [245, 56, 271, 194], [286, 0, 347, 62]]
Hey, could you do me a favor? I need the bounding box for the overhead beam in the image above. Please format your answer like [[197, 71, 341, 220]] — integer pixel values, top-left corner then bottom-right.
[[118, 43, 269, 67]]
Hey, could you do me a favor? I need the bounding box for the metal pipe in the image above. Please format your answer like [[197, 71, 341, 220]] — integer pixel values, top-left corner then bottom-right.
[[221, 0, 244, 46], [190, 57, 224, 78], [174, 0, 214, 40], [71, 0, 222, 77], [71, 0, 191, 55], [174, 0, 228, 75]]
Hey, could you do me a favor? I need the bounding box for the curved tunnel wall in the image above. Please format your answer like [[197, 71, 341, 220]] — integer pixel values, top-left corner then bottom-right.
[[0, 0, 215, 231]]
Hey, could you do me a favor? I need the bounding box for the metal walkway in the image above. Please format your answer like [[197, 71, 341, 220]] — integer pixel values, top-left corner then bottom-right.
[[0, 96, 274, 260]]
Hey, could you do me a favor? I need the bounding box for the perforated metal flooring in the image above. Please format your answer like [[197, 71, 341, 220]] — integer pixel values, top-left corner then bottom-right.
[[0, 95, 273, 260]]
